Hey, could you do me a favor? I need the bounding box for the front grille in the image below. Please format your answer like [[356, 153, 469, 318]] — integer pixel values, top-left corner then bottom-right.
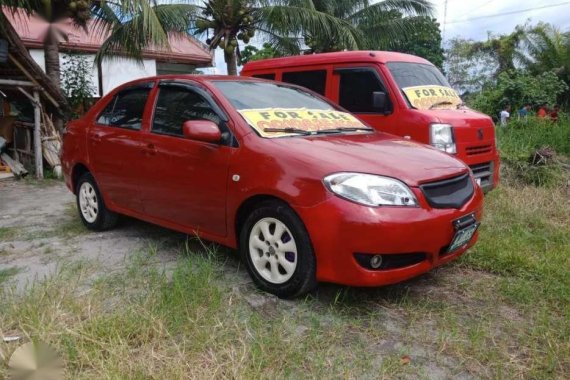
[[354, 253, 427, 270], [420, 173, 474, 209], [469, 161, 493, 190], [466, 144, 492, 156]]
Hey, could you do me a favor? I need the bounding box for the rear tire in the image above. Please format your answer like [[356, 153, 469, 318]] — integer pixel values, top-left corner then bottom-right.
[[76, 172, 118, 231], [240, 201, 316, 298]]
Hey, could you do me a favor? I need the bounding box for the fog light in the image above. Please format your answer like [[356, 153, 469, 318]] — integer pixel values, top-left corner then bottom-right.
[[370, 255, 383, 269]]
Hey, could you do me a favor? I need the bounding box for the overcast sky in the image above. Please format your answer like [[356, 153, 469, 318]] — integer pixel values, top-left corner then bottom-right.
[[206, 0, 569, 74]]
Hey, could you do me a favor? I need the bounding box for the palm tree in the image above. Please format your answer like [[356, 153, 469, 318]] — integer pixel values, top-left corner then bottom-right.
[[1, 0, 93, 88], [301, 0, 434, 53], [193, 0, 360, 75], [522, 23, 570, 78]]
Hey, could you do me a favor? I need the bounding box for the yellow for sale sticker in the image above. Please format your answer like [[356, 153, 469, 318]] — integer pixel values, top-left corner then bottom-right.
[[238, 108, 367, 137], [402, 85, 462, 110]]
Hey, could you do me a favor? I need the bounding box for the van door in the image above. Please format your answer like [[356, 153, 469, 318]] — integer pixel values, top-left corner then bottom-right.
[[331, 66, 399, 136]]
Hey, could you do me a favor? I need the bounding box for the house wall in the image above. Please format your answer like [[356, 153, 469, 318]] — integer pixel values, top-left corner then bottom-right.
[[28, 49, 157, 96]]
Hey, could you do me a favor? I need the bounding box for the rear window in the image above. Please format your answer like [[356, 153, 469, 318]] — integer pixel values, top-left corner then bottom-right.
[[213, 81, 333, 110], [282, 70, 326, 95]]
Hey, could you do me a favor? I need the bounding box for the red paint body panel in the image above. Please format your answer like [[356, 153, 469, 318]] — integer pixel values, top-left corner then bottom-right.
[[62, 74, 484, 287], [241, 51, 500, 191]]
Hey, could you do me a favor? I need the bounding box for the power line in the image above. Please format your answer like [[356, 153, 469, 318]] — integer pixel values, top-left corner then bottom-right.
[[446, 1, 570, 24]]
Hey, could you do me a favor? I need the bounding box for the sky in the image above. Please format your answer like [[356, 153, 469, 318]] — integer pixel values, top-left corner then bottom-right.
[[204, 0, 570, 74]]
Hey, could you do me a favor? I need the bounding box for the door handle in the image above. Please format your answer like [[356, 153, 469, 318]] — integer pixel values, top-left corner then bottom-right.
[[143, 143, 157, 156]]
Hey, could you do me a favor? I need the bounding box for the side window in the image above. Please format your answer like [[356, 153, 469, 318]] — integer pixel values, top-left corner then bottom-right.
[[282, 70, 326, 95], [338, 69, 390, 113], [96, 87, 151, 130], [152, 86, 222, 137], [252, 73, 276, 80]]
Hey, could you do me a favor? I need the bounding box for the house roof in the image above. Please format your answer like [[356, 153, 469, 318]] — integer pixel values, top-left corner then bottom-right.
[[5, 9, 213, 66], [0, 12, 67, 110]]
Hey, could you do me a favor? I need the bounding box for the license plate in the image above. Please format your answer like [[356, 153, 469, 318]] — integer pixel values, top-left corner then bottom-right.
[[447, 222, 479, 253]]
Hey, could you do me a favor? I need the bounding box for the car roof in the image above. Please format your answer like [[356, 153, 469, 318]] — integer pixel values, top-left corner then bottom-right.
[[241, 51, 433, 71], [110, 74, 266, 92]]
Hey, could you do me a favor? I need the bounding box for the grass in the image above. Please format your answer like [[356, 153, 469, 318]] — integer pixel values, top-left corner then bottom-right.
[[0, 227, 17, 241], [1, 128, 569, 378], [0, 267, 20, 286]]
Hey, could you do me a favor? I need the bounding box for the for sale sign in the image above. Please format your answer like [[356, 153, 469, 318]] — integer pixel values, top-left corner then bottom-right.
[[402, 85, 462, 110], [238, 108, 367, 137]]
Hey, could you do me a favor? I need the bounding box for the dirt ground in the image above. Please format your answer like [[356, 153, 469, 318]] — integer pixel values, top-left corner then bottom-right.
[[1, 180, 562, 379]]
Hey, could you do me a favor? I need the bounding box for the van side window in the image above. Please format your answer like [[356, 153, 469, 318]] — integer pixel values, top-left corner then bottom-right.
[[96, 86, 151, 130], [338, 69, 389, 113], [152, 86, 221, 137], [252, 73, 276, 80], [282, 70, 326, 95]]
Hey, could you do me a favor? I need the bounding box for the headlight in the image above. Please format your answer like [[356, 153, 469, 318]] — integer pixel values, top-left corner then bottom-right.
[[324, 173, 418, 207], [430, 123, 456, 154]]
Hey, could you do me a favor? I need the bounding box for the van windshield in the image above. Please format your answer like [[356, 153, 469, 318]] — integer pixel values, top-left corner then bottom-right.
[[386, 62, 461, 110], [213, 80, 372, 138]]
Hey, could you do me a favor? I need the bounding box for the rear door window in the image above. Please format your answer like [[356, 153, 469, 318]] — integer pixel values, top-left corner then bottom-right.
[[337, 69, 390, 113], [96, 84, 152, 130], [282, 70, 326, 95]]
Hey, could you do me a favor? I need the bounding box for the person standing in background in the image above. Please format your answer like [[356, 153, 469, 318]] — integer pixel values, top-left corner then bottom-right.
[[500, 104, 511, 126], [537, 103, 549, 118], [518, 103, 531, 118], [550, 104, 560, 123]]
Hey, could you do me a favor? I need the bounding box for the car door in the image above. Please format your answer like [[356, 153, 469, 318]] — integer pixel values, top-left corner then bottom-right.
[[139, 81, 232, 237], [88, 82, 154, 211], [330, 66, 400, 136]]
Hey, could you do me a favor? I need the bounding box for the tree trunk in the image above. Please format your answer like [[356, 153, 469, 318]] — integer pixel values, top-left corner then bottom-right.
[[225, 50, 238, 76], [44, 25, 66, 133], [44, 25, 61, 88]]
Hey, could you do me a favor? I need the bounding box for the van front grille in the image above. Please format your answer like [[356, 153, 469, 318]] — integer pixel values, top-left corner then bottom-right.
[[466, 144, 492, 156], [420, 173, 474, 209], [469, 161, 493, 190]]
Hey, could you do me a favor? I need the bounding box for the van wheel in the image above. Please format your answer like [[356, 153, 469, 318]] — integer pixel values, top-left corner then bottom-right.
[[240, 201, 316, 298], [76, 172, 118, 231]]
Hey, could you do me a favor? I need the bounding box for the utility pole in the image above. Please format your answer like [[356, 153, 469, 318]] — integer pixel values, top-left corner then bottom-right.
[[442, 0, 448, 45]]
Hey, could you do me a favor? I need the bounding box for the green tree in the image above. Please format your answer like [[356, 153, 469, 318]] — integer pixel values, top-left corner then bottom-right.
[[60, 53, 96, 116], [195, 0, 360, 75], [302, 0, 434, 53], [469, 70, 568, 118], [521, 23, 570, 105], [240, 43, 281, 64], [387, 16, 443, 69]]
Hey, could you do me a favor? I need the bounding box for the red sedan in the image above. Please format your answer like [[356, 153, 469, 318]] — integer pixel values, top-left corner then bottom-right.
[[61, 76, 483, 298]]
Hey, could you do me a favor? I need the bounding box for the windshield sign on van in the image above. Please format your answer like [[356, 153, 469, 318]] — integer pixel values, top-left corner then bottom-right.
[[403, 85, 462, 110], [238, 108, 368, 137]]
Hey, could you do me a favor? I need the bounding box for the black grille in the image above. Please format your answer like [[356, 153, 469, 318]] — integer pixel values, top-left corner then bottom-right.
[[469, 161, 494, 191], [354, 253, 427, 270], [420, 173, 474, 209]]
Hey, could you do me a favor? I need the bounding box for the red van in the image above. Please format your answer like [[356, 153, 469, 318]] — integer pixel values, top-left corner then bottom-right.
[[241, 51, 499, 191]]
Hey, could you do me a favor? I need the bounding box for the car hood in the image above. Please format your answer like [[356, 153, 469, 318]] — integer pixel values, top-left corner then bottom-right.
[[268, 132, 468, 187]]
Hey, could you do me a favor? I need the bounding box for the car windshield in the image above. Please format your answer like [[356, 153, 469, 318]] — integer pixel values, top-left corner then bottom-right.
[[213, 80, 372, 138], [387, 62, 462, 110]]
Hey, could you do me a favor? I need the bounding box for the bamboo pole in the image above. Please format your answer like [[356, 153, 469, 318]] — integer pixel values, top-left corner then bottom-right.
[[33, 90, 43, 179]]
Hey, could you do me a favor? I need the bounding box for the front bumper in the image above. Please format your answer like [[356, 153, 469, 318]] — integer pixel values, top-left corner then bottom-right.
[[295, 184, 484, 287]]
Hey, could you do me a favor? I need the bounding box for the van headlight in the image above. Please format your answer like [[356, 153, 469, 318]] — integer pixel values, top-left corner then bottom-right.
[[324, 173, 418, 207], [430, 123, 456, 154]]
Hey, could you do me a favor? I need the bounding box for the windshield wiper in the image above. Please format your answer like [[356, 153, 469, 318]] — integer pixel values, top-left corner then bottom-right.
[[315, 127, 373, 134], [429, 101, 454, 110], [263, 127, 312, 135]]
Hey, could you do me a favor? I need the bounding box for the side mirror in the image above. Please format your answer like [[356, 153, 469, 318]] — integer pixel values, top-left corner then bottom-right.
[[182, 120, 221, 143], [372, 91, 387, 112]]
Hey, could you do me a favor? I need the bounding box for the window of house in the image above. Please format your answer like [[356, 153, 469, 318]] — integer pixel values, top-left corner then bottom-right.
[[96, 86, 151, 130], [282, 70, 326, 95], [151, 86, 222, 137], [252, 73, 276, 80], [338, 69, 390, 113]]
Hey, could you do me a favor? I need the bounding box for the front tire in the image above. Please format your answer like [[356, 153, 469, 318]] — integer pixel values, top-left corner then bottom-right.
[[76, 172, 118, 231], [240, 201, 316, 298]]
